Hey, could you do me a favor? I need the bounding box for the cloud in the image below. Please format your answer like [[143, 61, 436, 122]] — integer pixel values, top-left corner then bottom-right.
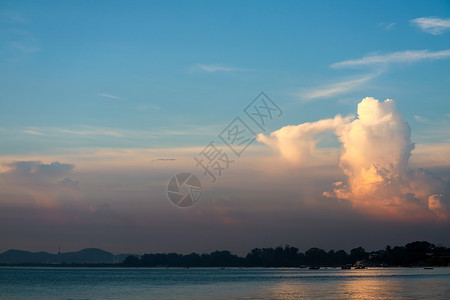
[[258, 97, 449, 221], [411, 114, 450, 143], [0, 159, 136, 237], [5, 161, 74, 178], [256, 115, 352, 164], [0, 161, 80, 208], [56, 127, 123, 137], [151, 158, 176, 162], [331, 49, 450, 69], [191, 64, 240, 73], [59, 177, 79, 189], [98, 93, 122, 100], [301, 74, 377, 100], [411, 17, 450, 35], [80, 203, 135, 227], [14, 125, 220, 145], [300, 49, 450, 100], [378, 22, 395, 30], [414, 115, 432, 124], [23, 129, 45, 136], [21, 126, 126, 138], [0, 142, 448, 253], [428, 194, 448, 220]]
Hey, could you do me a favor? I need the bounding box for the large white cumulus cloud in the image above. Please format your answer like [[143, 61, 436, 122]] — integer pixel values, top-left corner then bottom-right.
[[257, 97, 449, 221]]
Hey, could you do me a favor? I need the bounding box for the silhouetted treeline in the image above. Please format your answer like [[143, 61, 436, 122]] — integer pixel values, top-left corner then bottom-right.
[[123, 241, 450, 268], [124, 250, 245, 267]]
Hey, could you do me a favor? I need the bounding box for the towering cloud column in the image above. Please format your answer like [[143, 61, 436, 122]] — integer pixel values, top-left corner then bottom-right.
[[258, 97, 448, 221]]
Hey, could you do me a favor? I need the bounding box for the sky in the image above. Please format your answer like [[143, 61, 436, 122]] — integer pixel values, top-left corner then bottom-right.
[[0, 0, 449, 256]]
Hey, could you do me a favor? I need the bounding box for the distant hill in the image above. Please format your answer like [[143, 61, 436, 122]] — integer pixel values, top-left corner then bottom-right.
[[60, 248, 113, 264], [0, 248, 129, 264], [0, 249, 56, 264]]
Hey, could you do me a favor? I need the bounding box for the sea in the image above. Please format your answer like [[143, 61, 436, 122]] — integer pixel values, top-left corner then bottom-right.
[[0, 267, 449, 299]]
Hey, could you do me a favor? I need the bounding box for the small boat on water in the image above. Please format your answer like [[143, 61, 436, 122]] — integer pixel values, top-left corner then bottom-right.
[[341, 265, 351, 269], [424, 267, 434, 269], [308, 266, 320, 270]]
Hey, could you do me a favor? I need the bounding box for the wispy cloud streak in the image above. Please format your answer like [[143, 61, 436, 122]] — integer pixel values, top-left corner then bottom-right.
[[98, 93, 122, 100], [298, 49, 450, 100], [302, 74, 377, 100], [378, 22, 395, 30], [331, 50, 450, 69], [411, 17, 450, 35], [191, 64, 240, 73], [151, 158, 176, 162]]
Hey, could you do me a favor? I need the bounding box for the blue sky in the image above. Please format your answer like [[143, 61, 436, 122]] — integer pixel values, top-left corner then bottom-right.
[[0, 1, 450, 254], [1, 0, 449, 153]]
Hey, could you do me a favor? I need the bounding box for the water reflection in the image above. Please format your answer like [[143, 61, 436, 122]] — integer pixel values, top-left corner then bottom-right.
[[341, 275, 397, 299], [268, 268, 407, 299], [271, 282, 306, 299]]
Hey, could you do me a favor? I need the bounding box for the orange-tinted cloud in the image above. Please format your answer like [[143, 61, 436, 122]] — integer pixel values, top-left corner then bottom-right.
[[259, 97, 449, 221]]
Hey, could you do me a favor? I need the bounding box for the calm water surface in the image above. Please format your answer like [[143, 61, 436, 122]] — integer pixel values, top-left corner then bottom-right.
[[1, 267, 449, 299]]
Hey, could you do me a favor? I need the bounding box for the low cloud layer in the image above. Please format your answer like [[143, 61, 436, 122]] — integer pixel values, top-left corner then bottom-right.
[[258, 97, 449, 221], [0, 161, 79, 207], [6, 161, 74, 178], [0, 143, 448, 254]]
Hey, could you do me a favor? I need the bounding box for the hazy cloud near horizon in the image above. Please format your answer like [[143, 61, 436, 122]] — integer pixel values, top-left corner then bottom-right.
[[1, 97, 449, 255]]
